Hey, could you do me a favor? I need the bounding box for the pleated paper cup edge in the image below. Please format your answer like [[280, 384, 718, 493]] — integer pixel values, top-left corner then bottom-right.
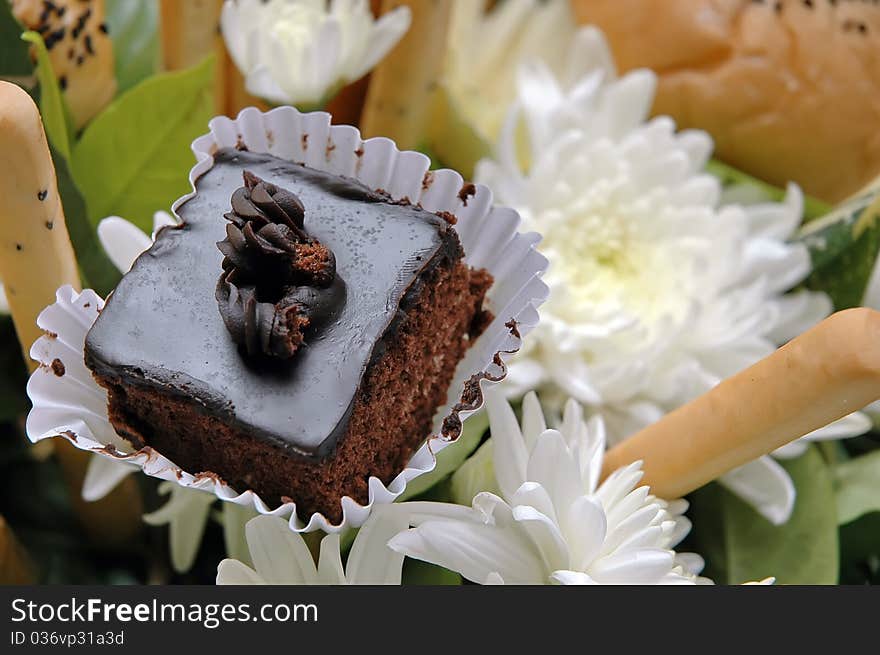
[[27, 106, 549, 533]]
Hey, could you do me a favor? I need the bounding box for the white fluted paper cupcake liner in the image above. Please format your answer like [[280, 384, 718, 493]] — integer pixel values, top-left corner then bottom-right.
[[26, 106, 549, 533]]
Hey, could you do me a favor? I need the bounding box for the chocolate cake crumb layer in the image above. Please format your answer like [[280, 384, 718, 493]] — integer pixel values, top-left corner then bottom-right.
[[99, 258, 491, 520], [84, 149, 493, 521]]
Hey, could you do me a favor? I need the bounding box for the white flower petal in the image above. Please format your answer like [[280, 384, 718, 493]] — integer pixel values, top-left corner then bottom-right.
[[562, 495, 607, 571], [520, 390, 547, 451], [216, 559, 266, 585], [388, 519, 545, 585], [719, 457, 796, 525], [245, 516, 319, 584], [770, 440, 809, 460], [767, 290, 832, 343], [317, 533, 346, 584], [81, 455, 136, 502], [350, 5, 411, 81], [221, 0, 409, 107], [345, 507, 407, 585], [591, 548, 676, 585], [800, 411, 871, 443], [97, 216, 152, 273], [222, 502, 258, 566], [551, 569, 597, 585], [511, 504, 569, 572], [484, 388, 529, 500], [526, 429, 582, 511], [510, 481, 558, 524], [143, 484, 216, 574]]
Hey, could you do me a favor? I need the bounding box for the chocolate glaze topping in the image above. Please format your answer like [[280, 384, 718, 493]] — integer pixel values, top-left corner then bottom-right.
[[84, 149, 461, 458], [216, 171, 345, 359]]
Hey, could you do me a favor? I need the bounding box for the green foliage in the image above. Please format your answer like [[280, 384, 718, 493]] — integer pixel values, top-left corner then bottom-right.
[[398, 410, 489, 501], [106, 0, 160, 94], [401, 559, 462, 586], [450, 438, 501, 506], [687, 446, 838, 584], [799, 190, 880, 309], [834, 451, 880, 526], [72, 56, 216, 232], [706, 159, 831, 221], [50, 144, 121, 295], [21, 32, 73, 159], [0, 3, 31, 78], [839, 512, 880, 585], [0, 423, 146, 584], [0, 318, 28, 421]]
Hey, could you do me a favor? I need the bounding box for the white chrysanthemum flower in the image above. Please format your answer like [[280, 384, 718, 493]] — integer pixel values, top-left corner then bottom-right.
[[217, 507, 407, 584], [220, 0, 411, 108], [474, 27, 870, 525], [444, 0, 579, 147], [390, 390, 710, 585]]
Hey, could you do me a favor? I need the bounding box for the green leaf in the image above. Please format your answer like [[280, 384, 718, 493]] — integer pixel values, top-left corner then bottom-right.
[[834, 450, 880, 525], [397, 409, 489, 501], [50, 143, 121, 296], [401, 558, 462, 585], [220, 502, 257, 567], [0, 317, 29, 420], [720, 446, 838, 584], [72, 56, 215, 232], [0, 3, 32, 78], [106, 0, 160, 94], [706, 159, 831, 221], [450, 437, 501, 506], [838, 512, 880, 584], [21, 31, 73, 160], [427, 85, 492, 180], [799, 190, 880, 309]]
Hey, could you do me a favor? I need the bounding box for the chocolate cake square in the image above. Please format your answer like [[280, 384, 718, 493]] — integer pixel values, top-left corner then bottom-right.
[[84, 149, 492, 521]]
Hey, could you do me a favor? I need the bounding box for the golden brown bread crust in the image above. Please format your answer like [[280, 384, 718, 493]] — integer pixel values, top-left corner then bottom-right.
[[571, 0, 880, 203], [601, 307, 880, 500]]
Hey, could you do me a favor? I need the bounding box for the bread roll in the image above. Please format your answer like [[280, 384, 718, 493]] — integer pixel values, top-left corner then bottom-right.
[[12, 0, 116, 130], [571, 0, 880, 204]]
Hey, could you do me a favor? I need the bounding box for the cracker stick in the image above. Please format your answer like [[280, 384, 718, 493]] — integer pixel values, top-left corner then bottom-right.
[[0, 81, 143, 546], [160, 0, 265, 116], [601, 308, 880, 498], [0, 81, 80, 366], [159, 0, 223, 72], [360, 0, 452, 149]]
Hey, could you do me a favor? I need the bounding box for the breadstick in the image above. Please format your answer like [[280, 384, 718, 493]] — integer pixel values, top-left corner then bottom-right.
[[360, 0, 452, 149], [11, 0, 117, 129], [160, 0, 265, 116], [0, 81, 80, 366], [0, 81, 143, 546], [159, 0, 223, 72], [601, 308, 880, 498]]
